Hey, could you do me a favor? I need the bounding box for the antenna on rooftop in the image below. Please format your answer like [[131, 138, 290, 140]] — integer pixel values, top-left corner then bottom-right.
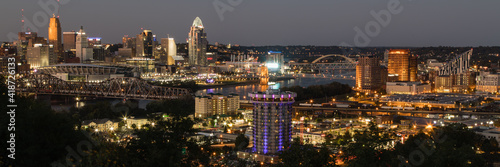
[[21, 9, 25, 32], [56, 0, 61, 18]]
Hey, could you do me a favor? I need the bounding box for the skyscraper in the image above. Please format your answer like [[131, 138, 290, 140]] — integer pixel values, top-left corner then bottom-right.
[[188, 17, 208, 66], [63, 31, 77, 51], [387, 49, 417, 82], [136, 30, 154, 58], [75, 26, 93, 63], [161, 38, 176, 65], [16, 32, 45, 60], [356, 56, 383, 92], [249, 89, 296, 155], [26, 43, 54, 69], [88, 37, 105, 61], [48, 15, 62, 63]]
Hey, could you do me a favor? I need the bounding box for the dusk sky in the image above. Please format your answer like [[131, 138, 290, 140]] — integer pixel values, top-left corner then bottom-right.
[[1, 0, 499, 46]]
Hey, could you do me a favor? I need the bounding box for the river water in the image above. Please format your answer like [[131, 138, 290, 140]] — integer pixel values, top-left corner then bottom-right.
[[48, 77, 355, 111], [195, 77, 355, 99]]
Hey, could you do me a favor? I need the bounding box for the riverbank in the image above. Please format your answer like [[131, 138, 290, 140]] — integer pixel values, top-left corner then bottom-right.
[[198, 79, 260, 89]]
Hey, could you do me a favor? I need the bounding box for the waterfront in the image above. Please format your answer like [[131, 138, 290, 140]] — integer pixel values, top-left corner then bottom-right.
[[45, 77, 354, 111], [196, 77, 355, 99]]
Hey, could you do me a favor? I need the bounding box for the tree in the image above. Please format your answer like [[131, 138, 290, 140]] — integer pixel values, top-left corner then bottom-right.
[[235, 134, 249, 151], [0, 76, 87, 166], [340, 122, 395, 167], [278, 138, 335, 167], [390, 123, 487, 167]]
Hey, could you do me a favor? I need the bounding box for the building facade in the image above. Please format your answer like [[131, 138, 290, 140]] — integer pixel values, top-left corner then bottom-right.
[[161, 38, 177, 65], [388, 49, 417, 82], [63, 31, 77, 51], [188, 17, 208, 66], [249, 89, 296, 155], [88, 37, 105, 61], [48, 16, 62, 62], [16, 32, 46, 60], [476, 71, 500, 93], [136, 30, 154, 58], [356, 56, 383, 93], [195, 94, 240, 118], [75, 26, 93, 63], [386, 82, 431, 95], [26, 44, 56, 69], [434, 50, 474, 93]]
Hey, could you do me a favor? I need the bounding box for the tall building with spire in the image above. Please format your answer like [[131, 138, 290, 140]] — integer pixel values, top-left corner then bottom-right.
[[188, 17, 208, 66], [75, 26, 93, 63], [48, 15, 62, 63]]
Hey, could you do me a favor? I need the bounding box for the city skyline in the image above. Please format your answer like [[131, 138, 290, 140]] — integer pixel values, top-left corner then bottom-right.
[[1, 0, 499, 46]]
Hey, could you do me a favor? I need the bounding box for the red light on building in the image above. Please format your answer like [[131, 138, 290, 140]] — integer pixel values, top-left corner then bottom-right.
[[207, 57, 213, 60]]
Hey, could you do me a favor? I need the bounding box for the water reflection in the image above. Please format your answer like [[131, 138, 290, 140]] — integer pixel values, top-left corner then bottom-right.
[[196, 77, 354, 99]]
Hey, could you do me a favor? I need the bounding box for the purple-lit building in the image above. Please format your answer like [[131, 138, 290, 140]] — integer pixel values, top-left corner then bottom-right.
[[249, 89, 296, 155]]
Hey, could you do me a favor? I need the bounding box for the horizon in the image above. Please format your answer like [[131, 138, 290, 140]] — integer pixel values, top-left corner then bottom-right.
[[1, 1, 499, 47]]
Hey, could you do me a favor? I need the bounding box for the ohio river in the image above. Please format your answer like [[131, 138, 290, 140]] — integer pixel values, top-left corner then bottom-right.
[[50, 77, 354, 111], [195, 77, 355, 99]]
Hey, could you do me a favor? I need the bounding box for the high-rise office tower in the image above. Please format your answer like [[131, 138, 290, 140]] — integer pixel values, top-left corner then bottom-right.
[[161, 38, 177, 65], [388, 49, 417, 82], [63, 31, 77, 51], [75, 26, 93, 63], [88, 37, 105, 61], [48, 15, 62, 63], [188, 17, 208, 66], [122, 36, 136, 49], [16, 32, 45, 60], [356, 56, 382, 92], [26, 43, 54, 69], [136, 30, 154, 58], [249, 89, 296, 155]]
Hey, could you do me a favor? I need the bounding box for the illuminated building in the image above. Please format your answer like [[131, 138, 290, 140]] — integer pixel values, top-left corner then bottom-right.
[[386, 82, 431, 95], [476, 71, 500, 93], [121, 36, 136, 57], [265, 51, 284, 73], [195, 94, 240, 118], [26, 43, 54, 69], [122, 36, 136, 49], [249, 89, 296, 155], [136, 30, 155, 58], [161, 38, 176, 65], [435, 73, 474, 93], [48, 15, 63, 62], [387, 49, 417, 82], [438, 49, 472, 75], [356, 56, 383, 92], [16, 32, 45, 60], [36, 64, 131, 82], [126, 57, 155, 73], [434, 50, 474, 93], [260, 66, 269, 85], [88, 37, 105, 61], [76, 26, 93, 63], [63, 31, 77, 51], [188, 17, 208, 66]]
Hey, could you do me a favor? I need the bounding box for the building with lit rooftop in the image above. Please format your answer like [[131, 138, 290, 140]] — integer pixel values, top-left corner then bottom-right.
[[188, 17, 208, 66], [238, 89, 296, 163]]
